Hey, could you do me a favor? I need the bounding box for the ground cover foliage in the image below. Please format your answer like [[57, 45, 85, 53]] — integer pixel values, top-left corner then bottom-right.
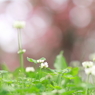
[[0, 51, 95, 95]]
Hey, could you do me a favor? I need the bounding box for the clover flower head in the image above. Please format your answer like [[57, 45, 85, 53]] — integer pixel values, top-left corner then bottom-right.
[[13, 21, 25, 29], [40, 62, 48, 68], [91, 66, 95, 75], [26, 67, 35, 72], [37, 59, 44, 63], [84, 68, 92, 75], [82, 61, 93, 68]]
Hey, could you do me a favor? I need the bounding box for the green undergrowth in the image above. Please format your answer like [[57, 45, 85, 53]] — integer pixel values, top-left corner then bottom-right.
[[0, 51, 95, 95]]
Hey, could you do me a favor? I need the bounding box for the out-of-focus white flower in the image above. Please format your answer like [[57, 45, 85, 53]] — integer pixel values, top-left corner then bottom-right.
[[83, 65, 95, 75], [82, 61, 93, 68], [17, 49, 26, 54], [13, 21, 25, 29], [37, 60, 44, 63], [26, 67, 35, 72], [91, 66, 95, 75], [40, 62, 48, 68], [84, 68, 92, 75]]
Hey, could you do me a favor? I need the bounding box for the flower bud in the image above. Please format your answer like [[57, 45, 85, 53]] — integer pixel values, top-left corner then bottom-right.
[[13, 21, 25, 29], [17, 49, 26, 54]]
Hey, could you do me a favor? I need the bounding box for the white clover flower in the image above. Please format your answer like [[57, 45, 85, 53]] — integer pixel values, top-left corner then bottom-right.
[[82, 61, 93, 68], [84, 68, 92, 75], [84, 65, 95, 75], [37, 60, 44, 63], [13, 21, 25, 29], [40, 62, 48, 68], [26, 67, 35, 72], [17, 49, 26, 54], [91, 66, 95, 75]]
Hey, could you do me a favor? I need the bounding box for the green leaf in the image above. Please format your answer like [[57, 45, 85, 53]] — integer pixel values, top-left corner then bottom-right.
[[38, 57, 46, 61], [63, 74, 76, 79], [80, 83, 95, 89], [54, 51, 67, 70], [62, 90, 75, 95], [62, 67, 72, 73], [1, 64, 9, 71], [71, 67, 79, 75], [27, 57, 37, 64]]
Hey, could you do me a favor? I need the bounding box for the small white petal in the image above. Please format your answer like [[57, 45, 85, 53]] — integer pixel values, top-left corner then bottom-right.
[[91, 66, 95, 75], [40, 63, 44, 68], [44, 62, 48, 68], [41, 60, 43, 62], [40, 62, 48, 68], [37, 59, 45, 63], [85, 68, 92, 75], [26, 67, 35, 72], [37, 60, 39, 63]]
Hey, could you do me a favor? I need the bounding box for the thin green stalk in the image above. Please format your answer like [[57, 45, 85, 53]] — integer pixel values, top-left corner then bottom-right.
[[0, 73, 2, 87], [39, 68, 42, 79], [17, 29, 24, 69], [58, 73, 62, 86], [92, 75, 95, 84], [85, 74, 89, 95]]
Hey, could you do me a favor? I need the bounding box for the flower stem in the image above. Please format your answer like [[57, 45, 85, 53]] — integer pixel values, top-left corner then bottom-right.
[[39, 68, 42, 79], [58, 73, 62, 86], [18, 29, 24, 69], [85, 75, 89, 95], [92, 75, 95, 84]]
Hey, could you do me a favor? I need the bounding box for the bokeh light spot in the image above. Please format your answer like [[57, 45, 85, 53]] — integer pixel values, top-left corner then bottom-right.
[[73, 0, 93, 7], [70, 7, 92, 28]]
